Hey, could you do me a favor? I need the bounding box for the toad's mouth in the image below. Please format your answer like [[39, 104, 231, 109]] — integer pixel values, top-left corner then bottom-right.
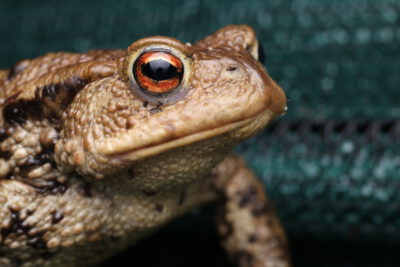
[[104, 109, 275, 162]]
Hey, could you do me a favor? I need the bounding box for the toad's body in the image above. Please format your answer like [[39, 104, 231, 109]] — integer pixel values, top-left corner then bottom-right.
[[0, 26, 290, 266]]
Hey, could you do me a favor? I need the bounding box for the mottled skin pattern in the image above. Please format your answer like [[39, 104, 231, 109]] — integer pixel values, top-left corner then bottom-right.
[[0, 25, 290, 266]]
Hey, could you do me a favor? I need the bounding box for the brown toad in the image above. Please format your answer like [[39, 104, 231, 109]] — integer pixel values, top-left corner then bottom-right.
[[0, 25, 290, 266]]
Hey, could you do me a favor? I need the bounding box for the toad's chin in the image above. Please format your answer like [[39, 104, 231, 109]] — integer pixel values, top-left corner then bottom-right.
[[108, 108, 276, 162]]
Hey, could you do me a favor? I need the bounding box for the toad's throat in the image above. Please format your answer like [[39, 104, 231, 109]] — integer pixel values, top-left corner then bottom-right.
[[105, 109, 275, 161]]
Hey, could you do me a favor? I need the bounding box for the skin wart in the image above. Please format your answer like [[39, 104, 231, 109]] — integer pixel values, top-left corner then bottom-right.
[[0, 25, 290, 267]]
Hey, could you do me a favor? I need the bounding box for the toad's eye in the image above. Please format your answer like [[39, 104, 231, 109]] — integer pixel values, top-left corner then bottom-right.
[[133, 51, 183, 94]]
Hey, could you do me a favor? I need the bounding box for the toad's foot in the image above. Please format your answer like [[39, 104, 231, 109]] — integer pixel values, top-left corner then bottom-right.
[[212, 155, 291, 267]]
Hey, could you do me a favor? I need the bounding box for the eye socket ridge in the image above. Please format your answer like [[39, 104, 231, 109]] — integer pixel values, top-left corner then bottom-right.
[[133, 50, 184, 95]]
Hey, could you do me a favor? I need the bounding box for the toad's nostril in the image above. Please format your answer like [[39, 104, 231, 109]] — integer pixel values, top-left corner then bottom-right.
[[226, 66, 237, 72]]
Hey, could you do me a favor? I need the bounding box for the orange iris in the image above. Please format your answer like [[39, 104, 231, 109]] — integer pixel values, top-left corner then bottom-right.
[[133, 51, 183, 94]]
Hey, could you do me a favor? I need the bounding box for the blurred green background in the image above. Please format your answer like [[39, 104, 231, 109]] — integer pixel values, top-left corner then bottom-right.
[[1, 0, 400, 266]]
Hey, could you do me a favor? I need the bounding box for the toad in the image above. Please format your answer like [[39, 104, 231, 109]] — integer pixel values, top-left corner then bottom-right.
[[0, 25, 290, 266]]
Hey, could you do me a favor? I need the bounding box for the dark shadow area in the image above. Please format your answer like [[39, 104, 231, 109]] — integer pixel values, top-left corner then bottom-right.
[[103, 211, 400, 267]]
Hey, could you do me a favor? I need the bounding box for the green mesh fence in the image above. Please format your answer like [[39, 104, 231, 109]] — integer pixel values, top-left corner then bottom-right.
[[238, 119, 400, 241], [1, 0, 400, 266]]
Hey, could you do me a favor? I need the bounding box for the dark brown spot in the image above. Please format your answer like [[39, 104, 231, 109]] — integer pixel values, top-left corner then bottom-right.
[[149, 101, 164, 114], [2, 77, 88, 125], [248, 233, 258, 243], [178, 191, 186, 205], [127, 169, 135, 179], [27, 232, 47, 249], [19, 151, 53, 173], [142, 189, 157, 196], [226, 66, 237, 71], [155, 204, 164, 212], [0, 150, 12, 160], [51, 210, 64, 224], [149, 107, 162, 114], [5, 174, 14, 180], [3, 88, 43, 125], [0, 128, 8, 142], [40, 138, 57, 154], [81, 181, 92, 197], [31, 179, 68, 195], [238, 185, 257, 207], [41, 77, 88, 113], [26, 209, 34, 216], [1, 209, 31, 240], [143, 101, 148, 107], [125, 120, 133, 130], [64, 174, 91, 197], [53, 124, 62, 133], [49, 183, 68, 194], [236, 185, 270, 217], [251, 202, 270, 217], [44, 112, 60, 125], [3, 101, 28, 124]]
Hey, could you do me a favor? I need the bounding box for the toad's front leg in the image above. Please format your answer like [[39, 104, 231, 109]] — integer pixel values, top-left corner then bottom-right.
[[212, 155, 291, 267]]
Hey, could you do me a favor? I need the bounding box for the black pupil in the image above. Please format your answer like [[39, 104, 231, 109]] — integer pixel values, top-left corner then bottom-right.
[[142, 59, 178, 81]]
